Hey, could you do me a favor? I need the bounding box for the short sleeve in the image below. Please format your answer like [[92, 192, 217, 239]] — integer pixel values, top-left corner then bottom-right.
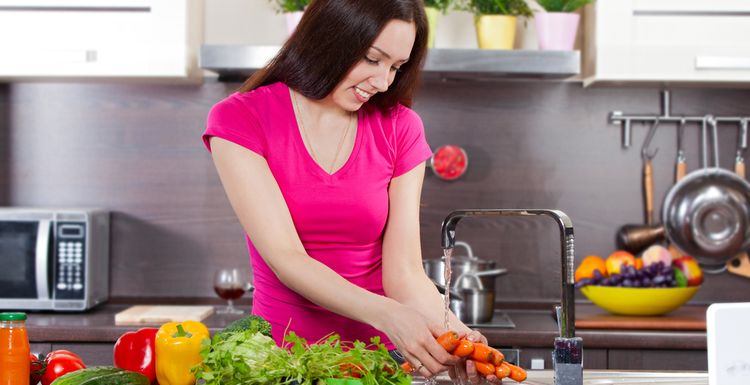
[[392, 105, 433, 177], [202, 93, 266, 157]]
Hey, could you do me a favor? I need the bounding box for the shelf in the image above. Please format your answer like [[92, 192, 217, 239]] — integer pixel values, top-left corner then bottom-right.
[[199, 45, 580, 81]]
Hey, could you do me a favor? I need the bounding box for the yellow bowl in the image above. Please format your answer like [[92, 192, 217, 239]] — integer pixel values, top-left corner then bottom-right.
[[580, 285, 700, 316]]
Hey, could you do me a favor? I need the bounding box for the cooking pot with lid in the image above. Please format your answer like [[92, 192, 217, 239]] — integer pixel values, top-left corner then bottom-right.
[[423, 241, 507, 291], [423, 241, 507, 324]]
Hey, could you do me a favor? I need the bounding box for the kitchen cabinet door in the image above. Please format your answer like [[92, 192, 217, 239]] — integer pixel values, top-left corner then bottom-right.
[[0, 0, 202, 80], [608, 349, 707, 370], [583, 0, 750, 85]]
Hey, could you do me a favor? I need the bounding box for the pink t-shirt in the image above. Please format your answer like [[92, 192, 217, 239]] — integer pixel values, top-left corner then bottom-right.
[[203, 82, 433, 348]]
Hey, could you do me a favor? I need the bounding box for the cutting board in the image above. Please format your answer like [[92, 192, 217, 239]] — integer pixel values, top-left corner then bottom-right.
[[575, 304, 706, 330], [115, 305, 215, 326]]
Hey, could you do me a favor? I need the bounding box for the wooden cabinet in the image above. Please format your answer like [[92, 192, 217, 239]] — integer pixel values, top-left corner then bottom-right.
[[0, 0, 202, 80], [583, 0, 750, 85]]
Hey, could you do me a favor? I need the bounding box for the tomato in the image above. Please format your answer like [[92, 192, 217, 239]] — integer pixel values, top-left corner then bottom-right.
[[40, 350, 86, 385], [29, 352, 44, 385]]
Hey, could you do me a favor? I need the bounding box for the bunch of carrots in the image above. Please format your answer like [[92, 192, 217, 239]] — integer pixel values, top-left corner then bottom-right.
[[400, 331, 527, 383]]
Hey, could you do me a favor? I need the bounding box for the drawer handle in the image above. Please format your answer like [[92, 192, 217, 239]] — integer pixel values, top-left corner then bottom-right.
[[695, 56, 750, 70], [634, 10, 750, 17]]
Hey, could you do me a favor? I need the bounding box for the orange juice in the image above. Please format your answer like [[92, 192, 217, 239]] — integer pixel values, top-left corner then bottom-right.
[[0, 312, 30, 385]]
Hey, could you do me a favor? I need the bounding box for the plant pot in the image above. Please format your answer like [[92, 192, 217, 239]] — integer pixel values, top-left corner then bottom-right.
[[285, 11, 304, 36], [474, 15, 517, 50], [534, 11, 580, 51], [425, 6, 439, 48]]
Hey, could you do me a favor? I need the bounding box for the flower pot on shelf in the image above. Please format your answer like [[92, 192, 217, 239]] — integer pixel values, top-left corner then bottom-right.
[[535, 11, 580, 50], [285, 10, 304, 36], [425, 6, 439, 48], [474, 14, 517, 50]]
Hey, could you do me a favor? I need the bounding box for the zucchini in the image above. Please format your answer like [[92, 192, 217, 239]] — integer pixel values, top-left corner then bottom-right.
[[51, 366, 149, 385]]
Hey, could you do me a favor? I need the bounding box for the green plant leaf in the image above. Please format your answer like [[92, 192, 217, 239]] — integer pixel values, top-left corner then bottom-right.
[[536, 0, 594, 12]]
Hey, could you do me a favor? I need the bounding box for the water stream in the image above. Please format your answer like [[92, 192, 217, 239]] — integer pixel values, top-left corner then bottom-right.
[[443, 247, 453, 331]]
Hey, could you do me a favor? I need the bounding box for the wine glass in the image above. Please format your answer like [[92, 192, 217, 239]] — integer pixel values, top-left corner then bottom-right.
[[213, 268, 249, 314]]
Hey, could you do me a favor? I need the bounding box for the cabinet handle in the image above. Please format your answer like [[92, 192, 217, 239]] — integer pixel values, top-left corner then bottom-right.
[[695, 56, 750, 70], [634, 10, 750, 17]]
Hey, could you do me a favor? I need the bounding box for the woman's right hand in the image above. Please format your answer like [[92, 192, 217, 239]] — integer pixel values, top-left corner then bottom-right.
[[379, 302, 459, 377]]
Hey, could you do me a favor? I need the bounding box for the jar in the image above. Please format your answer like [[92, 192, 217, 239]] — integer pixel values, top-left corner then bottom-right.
[[0, 312, 30, 385]]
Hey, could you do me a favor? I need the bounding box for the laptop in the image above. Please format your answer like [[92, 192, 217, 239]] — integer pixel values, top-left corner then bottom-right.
[[707, 302, 750, 385]]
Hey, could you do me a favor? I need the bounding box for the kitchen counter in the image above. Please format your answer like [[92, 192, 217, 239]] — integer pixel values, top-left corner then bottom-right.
[[24, 303, 707, 350]]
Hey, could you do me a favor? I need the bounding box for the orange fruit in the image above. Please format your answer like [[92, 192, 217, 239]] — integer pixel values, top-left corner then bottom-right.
[[575, 255, 607, 282], [634, 258, 644, 270], [606, 250, 636, 275]]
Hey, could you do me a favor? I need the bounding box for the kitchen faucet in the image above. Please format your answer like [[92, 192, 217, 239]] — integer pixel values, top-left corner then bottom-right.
[[441, 209, 583, 385]]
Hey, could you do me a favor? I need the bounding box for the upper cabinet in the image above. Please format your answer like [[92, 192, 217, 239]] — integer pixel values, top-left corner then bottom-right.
[[0, 0, 202, 81], [583, 0, 750, 86]]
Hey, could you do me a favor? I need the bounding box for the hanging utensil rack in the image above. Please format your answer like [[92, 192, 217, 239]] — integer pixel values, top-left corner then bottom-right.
[[609, 90, 749, 149]]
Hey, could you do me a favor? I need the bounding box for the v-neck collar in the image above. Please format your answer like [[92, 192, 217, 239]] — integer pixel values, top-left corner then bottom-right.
[[286, 85, 363, 180]]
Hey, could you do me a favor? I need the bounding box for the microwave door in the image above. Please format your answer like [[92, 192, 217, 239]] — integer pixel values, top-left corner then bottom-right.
[[0, 220, 49, 300]]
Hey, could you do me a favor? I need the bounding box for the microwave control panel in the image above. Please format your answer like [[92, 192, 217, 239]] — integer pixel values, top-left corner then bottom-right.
[[53, 222, 86, 300]]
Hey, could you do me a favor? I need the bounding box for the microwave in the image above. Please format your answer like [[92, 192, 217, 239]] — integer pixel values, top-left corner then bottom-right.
[[0, 208, 110, 311]]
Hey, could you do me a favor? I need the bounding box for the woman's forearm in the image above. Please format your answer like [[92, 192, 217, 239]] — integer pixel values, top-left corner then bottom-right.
[[386, 272, 472, 335], [271, 250, 399, 330]]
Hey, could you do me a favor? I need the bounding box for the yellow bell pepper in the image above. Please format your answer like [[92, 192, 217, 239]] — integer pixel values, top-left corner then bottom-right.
[[155, 320, 210, 385]]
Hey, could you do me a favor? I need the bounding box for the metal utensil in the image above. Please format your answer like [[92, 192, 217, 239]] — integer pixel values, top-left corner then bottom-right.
[[642, 119, 660, 225], [662, 116, 750, 264], [728, 118, 750, 278]]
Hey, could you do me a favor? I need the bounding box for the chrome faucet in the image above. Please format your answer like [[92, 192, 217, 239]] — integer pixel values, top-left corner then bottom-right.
[[441, 209, 583, 385]]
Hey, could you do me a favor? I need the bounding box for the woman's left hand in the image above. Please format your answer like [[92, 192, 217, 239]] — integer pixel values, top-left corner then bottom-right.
[[447, 330, 502, 384]]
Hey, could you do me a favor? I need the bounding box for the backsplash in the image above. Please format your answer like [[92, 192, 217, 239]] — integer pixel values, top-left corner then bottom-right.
[[0, 79, 748, 304]]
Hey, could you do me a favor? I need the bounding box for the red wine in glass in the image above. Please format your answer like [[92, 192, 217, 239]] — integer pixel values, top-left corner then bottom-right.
[[214, 268, 249, 314]]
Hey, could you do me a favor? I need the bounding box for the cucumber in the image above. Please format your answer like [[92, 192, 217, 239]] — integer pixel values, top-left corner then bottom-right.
[[51, 366, 150, 385]]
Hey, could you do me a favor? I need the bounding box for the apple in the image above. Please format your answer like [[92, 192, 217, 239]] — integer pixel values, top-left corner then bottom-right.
[[606, 250, 636, 275], [673, 255, 704, 286], [642, 245, 672, 268]]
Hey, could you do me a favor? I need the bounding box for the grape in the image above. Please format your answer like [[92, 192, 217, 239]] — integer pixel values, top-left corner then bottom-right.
[[632, 280, 642, 288], [593, 270, 603, 280], [622, 279, 634, 287], [642, 277, 652, 287], [653, 275, 666, 285]]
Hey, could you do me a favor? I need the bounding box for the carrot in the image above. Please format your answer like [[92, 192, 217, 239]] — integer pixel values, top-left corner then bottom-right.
[[504, 362, 528, 383], [470, 343, 497, 364], [495, 362, 512, 379], [473, 361, 496, 376], [400, 362, 414, 373], [452, 339, 474, 357], [436, 331, 460, 352], [490, 347, 505, 366]]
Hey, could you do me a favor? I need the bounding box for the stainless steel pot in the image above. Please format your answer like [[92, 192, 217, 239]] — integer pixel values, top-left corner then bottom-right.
[[423, 241, 507, 291], [662, 116, 750, 265], [424, 241, 507, 324], [450, 288, 495, 324]]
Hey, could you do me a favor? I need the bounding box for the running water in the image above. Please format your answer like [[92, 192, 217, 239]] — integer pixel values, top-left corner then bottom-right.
[[443, 247, 453, 331]]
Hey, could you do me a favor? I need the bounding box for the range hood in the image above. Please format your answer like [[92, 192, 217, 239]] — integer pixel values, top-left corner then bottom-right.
[[200, 45, 580, 81]]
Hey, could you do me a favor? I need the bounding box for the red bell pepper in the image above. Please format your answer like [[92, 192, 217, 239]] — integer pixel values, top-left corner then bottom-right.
[[113, 327, 158, 384]]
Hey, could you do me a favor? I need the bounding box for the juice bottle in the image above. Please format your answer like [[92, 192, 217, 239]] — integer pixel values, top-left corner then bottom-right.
[[0, 312, 30, 385]]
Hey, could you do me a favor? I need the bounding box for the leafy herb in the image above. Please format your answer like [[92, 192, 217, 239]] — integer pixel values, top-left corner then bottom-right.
[[193, 330, 411, 385], [536, 0, 593, 12], [284, 332, 411, 385]]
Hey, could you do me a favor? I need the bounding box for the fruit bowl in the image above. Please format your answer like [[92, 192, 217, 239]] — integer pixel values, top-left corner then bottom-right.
[[580, 285, 700, 316]]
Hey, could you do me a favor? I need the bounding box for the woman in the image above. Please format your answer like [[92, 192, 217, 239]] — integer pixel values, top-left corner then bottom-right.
[[203, 0, 497, 383]]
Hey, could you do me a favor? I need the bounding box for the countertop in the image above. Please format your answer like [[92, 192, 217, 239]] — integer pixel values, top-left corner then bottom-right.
[[24, 303, 708, 350]]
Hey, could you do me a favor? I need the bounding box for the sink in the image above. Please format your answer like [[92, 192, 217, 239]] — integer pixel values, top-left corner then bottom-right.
[[414, 370, 708, 385]]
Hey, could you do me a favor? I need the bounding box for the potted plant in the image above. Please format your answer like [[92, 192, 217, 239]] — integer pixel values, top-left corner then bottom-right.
[[464, 0, 533, 49], [534, 0, 593, 50], [424, 0, 454, 48], [269, 0, 310, 36]]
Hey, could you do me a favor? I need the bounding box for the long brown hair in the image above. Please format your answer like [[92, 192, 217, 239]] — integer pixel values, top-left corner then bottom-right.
[[239, 0, 428, 111]]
